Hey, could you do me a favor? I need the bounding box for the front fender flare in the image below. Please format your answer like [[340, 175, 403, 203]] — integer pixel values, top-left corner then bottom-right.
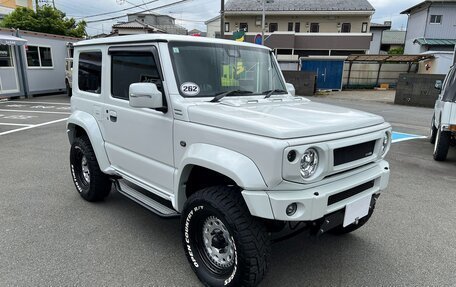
[[67, 111, 113, 174], [174, 143, 267, 211]]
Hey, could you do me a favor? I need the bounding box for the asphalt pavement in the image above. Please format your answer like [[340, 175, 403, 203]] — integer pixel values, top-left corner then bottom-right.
[[0, 94, 455, 286]]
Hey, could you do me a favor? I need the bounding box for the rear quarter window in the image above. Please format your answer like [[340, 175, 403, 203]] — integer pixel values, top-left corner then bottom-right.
[[78, 51, 102, 94]]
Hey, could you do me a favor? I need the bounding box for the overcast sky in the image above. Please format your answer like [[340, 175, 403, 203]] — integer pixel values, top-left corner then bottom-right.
[[52, 0, 423, 35]]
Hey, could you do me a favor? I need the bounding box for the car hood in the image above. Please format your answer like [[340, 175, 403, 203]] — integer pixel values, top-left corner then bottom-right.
[[186, 98, 385, 139]]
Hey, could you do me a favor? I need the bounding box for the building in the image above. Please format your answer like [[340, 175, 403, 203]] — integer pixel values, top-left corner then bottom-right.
[[188, 29, 206, 37], [222, 0, 375, 57], [111, 20, 166, 36], [381, 30, 406, 53], [368, 21, 392, 54], [401, 0, 456, 54], [205, 15, 221, 38], [0, 28, 79, 98], [127, 12, 187, 35], [0, 0, 33, 19]]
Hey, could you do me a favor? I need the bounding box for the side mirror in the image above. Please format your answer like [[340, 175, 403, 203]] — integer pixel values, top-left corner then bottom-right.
[[129, 83, 163, 109], [286, 83, 296, 96], [435, 80, 443, 91]]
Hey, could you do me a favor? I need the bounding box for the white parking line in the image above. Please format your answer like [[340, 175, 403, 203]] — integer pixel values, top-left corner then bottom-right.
[[0, 123, 34, 127], [0, 109, 70, 115], [0, 101, 70, 105], [0, 118, 68, 136]]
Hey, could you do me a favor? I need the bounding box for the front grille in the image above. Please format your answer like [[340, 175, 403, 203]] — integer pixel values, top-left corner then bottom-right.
[[333, 140, 376, 166], [327, 180, 375, 206]]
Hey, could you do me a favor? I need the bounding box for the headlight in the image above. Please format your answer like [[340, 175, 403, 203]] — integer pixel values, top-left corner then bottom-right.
[[381, 132, 391, 156], [300, 148, 319, 178]]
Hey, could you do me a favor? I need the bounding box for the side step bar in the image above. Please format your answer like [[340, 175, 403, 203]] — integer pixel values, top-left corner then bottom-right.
[[114, 179, 180, 219]]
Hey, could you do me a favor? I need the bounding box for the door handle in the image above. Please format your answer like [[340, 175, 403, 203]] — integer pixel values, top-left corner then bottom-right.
[[109, 110, 117, 122]]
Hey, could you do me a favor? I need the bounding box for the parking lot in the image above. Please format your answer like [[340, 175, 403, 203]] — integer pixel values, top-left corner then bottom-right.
[[0, 94, 455, 286]]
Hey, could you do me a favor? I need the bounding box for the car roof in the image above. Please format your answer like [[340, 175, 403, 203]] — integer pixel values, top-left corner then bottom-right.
[[74, 34, 271, 50]]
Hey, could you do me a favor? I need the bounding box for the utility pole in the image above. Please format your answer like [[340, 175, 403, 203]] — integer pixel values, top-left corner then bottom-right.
[[220, 0, 225, 39], [261, 0, 265, 45], [35, 0, 39, 11], [52, 0, 55, 9]]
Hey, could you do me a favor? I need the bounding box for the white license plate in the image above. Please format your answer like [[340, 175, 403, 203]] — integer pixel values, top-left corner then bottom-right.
[[343, 195, 371, 227]]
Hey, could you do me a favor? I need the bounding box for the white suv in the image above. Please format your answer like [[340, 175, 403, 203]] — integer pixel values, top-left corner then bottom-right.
[[67, 34, 391, 287], [430, 66, 456, 161]]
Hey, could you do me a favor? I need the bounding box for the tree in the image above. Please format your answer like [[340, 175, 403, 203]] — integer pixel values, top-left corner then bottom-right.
[[388, 47, 404, 55], [0, 6, 86, 38]]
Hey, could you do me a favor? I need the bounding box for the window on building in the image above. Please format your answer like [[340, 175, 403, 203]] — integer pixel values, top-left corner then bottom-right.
[[239, 23, 248, 32], [362, 22, 368, 33], [341, 23, 351, 33], [276, 49, 293, 55], [288, 22, 294, 31], [26, 46, 53, 67], [111, 52, 162, 100], [39, 47, 53, 67], [269, 23, 278, 32], [0, 45, 14, 67], [295, 22, 301, 33], [26, 46, 40, 67], [225, 22, 230, 32], [310, 23, 319, 33], [78, 52, 102, 94], [16, 0, 28, 7], [430, 15, 442, 24]]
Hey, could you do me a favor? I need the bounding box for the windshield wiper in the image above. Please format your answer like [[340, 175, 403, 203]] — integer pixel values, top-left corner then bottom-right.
[[263, 89, 288, 99], [210, 90, 253, 103]]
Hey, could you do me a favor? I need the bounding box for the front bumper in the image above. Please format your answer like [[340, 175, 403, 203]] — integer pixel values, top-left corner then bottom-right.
[[242, 160, 390, 221]]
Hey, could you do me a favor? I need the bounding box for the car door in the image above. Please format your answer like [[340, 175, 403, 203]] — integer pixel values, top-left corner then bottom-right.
[[101, 45, 174, 198]]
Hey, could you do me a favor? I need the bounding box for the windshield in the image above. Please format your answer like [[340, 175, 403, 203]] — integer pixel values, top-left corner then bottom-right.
[[168, 41, 286, 98]]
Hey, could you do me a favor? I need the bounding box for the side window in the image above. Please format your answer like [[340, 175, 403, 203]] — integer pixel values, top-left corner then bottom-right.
[[26, 46, 40, 67], [78, 51, 102, 94], [39, 47, 53, 67], [111, 52, 162, 100], [0, 45, 14, 67], [26, 46, 53, 67]]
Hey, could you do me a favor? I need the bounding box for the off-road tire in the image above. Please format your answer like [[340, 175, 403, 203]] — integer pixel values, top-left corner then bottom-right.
[[70, 135, 111, 202], [434, 128, 451, 161], [329, 197, 377, 235], [181, 186, 271, 287], [430, 116, 437, 144], [66, 80, 72, 97]]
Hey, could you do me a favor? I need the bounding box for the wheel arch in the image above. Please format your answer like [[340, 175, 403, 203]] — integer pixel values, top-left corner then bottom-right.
[[174, 144, 267, 212], [67, 111, 112, 173]]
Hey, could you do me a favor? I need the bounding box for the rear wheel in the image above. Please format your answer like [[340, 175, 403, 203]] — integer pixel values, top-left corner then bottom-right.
[[66, 80, 72, 97], [434, 128, 451, 161], [70, 135, 111, 201], [181, 186, 270, 287]]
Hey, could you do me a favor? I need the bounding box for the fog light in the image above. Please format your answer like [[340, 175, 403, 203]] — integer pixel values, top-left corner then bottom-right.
[[286, 203, 297, 216]]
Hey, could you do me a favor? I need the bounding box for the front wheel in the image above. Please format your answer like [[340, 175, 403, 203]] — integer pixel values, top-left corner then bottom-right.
[[70, 135, 111, 201], [181, 186, 270, 287]]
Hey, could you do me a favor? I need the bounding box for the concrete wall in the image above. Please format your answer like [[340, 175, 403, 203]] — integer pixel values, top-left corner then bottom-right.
[[0, 0, 32, 9], [343, 62, 418, 88], [395, 73, 445, 108], [282, 71, 316, 96], [224, 15, 372, 33]]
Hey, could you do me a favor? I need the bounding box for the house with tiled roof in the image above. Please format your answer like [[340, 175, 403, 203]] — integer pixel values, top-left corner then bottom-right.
[[401, 0, 456, 54], [111, 20, 166, 36], [220, 0, 375, 57]]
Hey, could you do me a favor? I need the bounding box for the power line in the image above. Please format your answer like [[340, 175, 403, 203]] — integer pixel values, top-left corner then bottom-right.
[[86, 0, 193, 24], [76, 0, 159, 20]]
